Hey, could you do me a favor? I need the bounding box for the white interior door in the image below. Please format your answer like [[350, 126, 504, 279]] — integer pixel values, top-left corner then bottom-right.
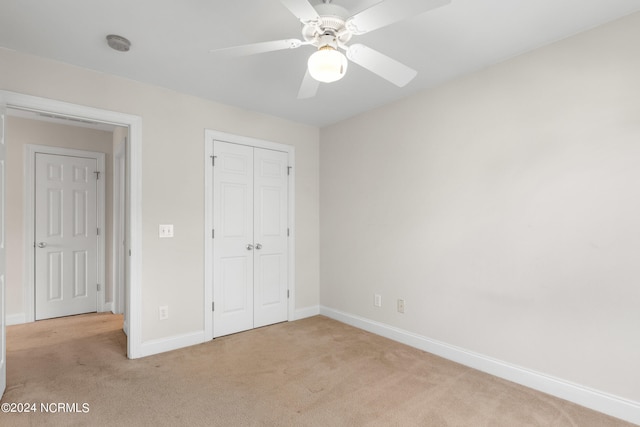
[[213, 142, 255, 337], [253, 148, 289, 328], [212, 141, 289, 337], [0, 105, 7, 396], [35, 153, 98, 320]]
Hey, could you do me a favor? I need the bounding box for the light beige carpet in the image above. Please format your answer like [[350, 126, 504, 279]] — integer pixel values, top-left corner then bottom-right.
[[0, 313, 633, 426]]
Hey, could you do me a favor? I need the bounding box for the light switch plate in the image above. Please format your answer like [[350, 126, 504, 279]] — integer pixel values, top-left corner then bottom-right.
[[374, 294, 382, 307], [159, 224, 174, 238]]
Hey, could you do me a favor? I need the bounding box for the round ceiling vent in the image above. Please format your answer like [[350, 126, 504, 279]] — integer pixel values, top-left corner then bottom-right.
[[106, 34, 131, 52]]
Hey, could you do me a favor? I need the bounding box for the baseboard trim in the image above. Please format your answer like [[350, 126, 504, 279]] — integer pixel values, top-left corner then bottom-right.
[[6, 313, 26, 326], [294, 305, 320, 320], [320, 306, 640, 426], [138, 331, 205, 358]]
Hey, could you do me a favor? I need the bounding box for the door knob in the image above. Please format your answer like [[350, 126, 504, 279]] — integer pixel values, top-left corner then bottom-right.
[[246, 244, 254, 251], [37, 242, 47, 248], [255, 243, 262, 250]]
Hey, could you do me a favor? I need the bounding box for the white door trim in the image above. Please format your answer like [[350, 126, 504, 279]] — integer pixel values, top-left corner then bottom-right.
[[0, 101, 7, 397], [0, 90, 143, 359], [113, 141, 126, 315], [27, 145, 106, 319], [204, 129, 296, 341]]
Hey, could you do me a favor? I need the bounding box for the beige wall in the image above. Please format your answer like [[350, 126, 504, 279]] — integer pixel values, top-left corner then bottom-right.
[[0, 47, 320, 342], [320, 12, 640, 403], [5, 116, 115, 318]]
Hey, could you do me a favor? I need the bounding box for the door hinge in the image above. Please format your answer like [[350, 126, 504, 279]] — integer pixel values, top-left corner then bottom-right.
[[94, 171, 100, 180], [210, 155, 217, 166], [212, 229, 215, 239], [212, 302, 215, 311], [287, 228, 290, 237], [97, 228, 100, 236], [287, 166, 292, 176], [97, 283, 101, 291], [287, 289, 290, 299]]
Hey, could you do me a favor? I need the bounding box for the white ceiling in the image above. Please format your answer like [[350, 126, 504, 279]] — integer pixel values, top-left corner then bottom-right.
[[1, 0, 638, 127]]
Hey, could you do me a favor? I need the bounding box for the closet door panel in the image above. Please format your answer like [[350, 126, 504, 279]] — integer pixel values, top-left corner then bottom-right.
[[213, 141, 254, 337], [253, 148, 289, 328]]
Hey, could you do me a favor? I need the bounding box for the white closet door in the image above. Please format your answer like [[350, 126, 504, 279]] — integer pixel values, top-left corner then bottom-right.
[[212, 141, 289, 337], [253, 148, 288, 328], [213, 142, 254, 337]]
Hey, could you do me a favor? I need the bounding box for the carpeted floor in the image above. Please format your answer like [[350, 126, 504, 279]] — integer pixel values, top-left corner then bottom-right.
[[0, 313, 633, 426]]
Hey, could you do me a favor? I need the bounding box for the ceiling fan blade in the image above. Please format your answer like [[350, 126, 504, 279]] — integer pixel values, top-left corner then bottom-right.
[[346, 0, 451, 35], [210, 39, 305, 56], [346, 44, 417, 87], [297, 70, 320, 99], [280, 0, 320, 23]]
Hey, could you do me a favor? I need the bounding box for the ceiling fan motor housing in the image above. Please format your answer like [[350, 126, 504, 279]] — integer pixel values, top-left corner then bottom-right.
[[302, 3, 352, 48]]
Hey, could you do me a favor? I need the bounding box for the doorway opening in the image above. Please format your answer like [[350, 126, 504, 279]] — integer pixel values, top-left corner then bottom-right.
[[1, 90, 142, 359]]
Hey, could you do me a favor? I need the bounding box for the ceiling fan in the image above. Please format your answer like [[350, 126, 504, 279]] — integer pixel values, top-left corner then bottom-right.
[[210, 0, 451, 99]]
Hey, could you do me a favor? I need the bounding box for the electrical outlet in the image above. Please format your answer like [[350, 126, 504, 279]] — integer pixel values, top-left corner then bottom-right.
[[159, 224, 174, 238], [159, 305, 169, 320], [374, 294, 382, 307], [397, 299, 405, 313]]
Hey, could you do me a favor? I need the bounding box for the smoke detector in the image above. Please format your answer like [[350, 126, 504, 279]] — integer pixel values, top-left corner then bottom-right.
[[106, 34, 131, 52]]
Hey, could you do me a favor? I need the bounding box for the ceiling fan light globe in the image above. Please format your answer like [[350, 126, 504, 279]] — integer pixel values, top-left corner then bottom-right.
[[308, 48, 348, 83]]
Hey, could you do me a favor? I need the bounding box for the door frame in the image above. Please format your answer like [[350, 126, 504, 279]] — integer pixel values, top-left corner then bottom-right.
[[26, 145, 106, 320], [0, 90, 143, 359], [1, 103, 7, 397], [113, 140, 126, 317], [203, 129, 296, 341]]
